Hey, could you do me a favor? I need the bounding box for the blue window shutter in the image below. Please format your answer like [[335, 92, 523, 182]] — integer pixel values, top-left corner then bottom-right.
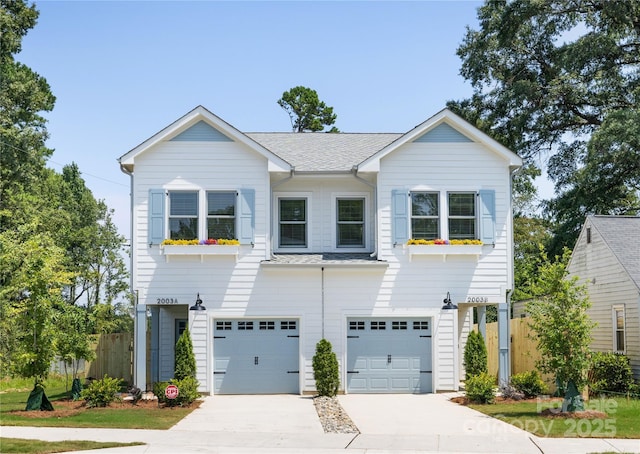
[[391, 190, 409, 245], [238, 189, 255, 245], [479, 189, 496, 244], [149, 189, 165, 245]]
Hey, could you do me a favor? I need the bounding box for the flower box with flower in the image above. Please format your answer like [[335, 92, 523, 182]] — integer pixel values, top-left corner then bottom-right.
[[405, 238, 484, 261], [160, 238, 240, 262]]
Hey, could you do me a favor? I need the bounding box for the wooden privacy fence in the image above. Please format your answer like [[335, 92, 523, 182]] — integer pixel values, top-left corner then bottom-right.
[[477, 317, 540, 378], [86, 333, 133, 385]]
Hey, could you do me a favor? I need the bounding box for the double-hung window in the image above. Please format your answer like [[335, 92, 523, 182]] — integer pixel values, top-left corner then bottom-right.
[[448, 192, 476, 239], [337, 198, 364, 248], [168, 191, 198, 240], [279, 198, 307, 247], [411, 192, 439, 240], [207, 191, 235, 239], [613, 305, 626, 353]]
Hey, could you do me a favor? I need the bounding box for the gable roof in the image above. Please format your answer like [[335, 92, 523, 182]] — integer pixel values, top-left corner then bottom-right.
[[118, 105, 291, 173], [588, 215, 640, 289], [357, 108, 522, 172], [119, 106, 522, 174]]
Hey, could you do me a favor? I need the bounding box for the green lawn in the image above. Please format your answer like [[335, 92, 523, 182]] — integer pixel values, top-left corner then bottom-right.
[[0, 379, 198, 430], [468, 397, 640, 438], [0, 437, 143, 454]]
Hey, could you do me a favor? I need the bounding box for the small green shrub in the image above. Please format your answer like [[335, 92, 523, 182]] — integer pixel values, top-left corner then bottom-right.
[[466, 372, 495, 404], [81, 375, 122, 408], [312, 339, 339, 397], [510, 370, 547, 398], [174, 328, 196, 380], [589, 352, 634, 394], [464, 330, 487, 380], [153, 377, 200, 407]]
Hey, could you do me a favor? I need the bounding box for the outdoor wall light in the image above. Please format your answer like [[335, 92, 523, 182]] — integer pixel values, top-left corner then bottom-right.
[[442, 292, 458, 310], [189, 293, 206, 311]]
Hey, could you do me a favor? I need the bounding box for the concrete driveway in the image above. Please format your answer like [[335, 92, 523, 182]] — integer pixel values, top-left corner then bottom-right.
[[3, 393, 640, 453]]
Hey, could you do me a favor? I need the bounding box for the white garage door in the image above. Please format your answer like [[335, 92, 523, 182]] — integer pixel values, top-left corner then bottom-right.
[[346, 318, 432, 393], [213, 319, 299, 394]]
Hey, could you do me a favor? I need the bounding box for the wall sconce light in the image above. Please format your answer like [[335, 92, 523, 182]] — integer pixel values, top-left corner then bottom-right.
[[189, 293, 206, 311], [442, 292, 458, 310]]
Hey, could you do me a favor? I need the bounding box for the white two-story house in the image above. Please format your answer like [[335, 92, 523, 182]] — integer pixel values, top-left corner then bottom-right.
[[119, 105, 522, 394]]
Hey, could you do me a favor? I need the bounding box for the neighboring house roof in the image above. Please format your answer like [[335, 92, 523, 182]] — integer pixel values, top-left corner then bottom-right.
[[588, 215, 640, 290], [246, 133, 401, 172]]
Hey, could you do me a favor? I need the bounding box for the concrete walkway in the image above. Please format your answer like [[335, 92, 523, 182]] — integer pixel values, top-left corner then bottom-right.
[[2, 393, 639, 453]]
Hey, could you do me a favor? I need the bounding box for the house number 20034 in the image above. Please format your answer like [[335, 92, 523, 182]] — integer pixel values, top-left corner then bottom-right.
[[157, 298, 179, 304], [466, 296, 489, 303]]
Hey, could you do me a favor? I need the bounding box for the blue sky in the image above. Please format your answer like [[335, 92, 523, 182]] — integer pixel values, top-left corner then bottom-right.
[[19, 0, 527, 237]]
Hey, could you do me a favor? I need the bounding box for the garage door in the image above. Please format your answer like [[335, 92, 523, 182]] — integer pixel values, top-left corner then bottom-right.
[[213, 319, 299, 394], [346, 318, 432, 393]]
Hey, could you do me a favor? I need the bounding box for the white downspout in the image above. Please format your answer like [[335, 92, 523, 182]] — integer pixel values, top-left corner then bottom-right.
[[352, 167, 378, 258]]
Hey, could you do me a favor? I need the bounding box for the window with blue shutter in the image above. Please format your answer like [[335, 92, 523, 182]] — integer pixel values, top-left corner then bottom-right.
[[238, 188, 255, 245], [148, 189, 166, 245], [478, 189, 496, 244], [391, 190, 409, 245]]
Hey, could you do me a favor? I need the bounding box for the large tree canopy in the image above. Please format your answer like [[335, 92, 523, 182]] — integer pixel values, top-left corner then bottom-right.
[[449, 0, 640, 253], [278, 86, 339, 133], [0, 1, 132, 384]]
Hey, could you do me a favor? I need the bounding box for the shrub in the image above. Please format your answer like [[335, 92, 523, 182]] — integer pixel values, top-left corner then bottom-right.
[[312, 339, 339, 397], [81, 375, 122, 408], [153, 377, 200, 407], [175, 328, 197, 380], [464, 330, 487, 379], [510, 370, 547, 398], [589, 352, 634, 394], [466, 372, 495, 404]]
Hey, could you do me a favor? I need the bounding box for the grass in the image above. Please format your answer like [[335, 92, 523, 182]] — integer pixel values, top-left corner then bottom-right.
[[0, 378, 198, 430], [0, 437, 144, 454], [468, 396, 640, 438]]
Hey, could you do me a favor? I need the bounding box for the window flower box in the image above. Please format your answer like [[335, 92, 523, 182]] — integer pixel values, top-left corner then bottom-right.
[[405, 239, 483, 262], [160, 239, 240, 262]]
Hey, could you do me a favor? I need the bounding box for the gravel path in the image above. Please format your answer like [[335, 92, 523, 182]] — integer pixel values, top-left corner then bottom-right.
[[313, 396, 360, 434]]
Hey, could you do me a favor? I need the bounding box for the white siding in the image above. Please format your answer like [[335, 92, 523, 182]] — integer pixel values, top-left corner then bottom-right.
[[569, 221, 640, 379], [272, 177, 375, 253], [377, 142, 513, 305], [129, 126, 516, 393]]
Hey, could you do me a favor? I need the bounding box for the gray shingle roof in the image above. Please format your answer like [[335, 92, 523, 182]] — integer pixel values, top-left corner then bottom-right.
[[261, 253, 388, 267], [246, 133, 402, 172], [589, 215, 640, 289]]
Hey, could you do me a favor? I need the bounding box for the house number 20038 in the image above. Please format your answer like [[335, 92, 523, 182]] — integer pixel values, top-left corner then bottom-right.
[[157, 298, 179, 304], [466, 296, 489, 303]]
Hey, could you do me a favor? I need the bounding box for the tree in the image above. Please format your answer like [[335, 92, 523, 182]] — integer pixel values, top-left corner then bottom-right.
[[525, 248, 595, 411], [312, 339, 339, 397], [55, 303, 96, 399], [0, 223, 72, 410], [278, 86, 339, 132], [174, 328, 196, 380], [463, 330, 488, 380], [0, 0, 56, 233], [449, 0, 640, 253]]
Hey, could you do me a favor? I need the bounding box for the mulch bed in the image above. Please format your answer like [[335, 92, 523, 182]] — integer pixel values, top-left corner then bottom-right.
[[450, 395, 607, 419], [10, 398, 200, 418]]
